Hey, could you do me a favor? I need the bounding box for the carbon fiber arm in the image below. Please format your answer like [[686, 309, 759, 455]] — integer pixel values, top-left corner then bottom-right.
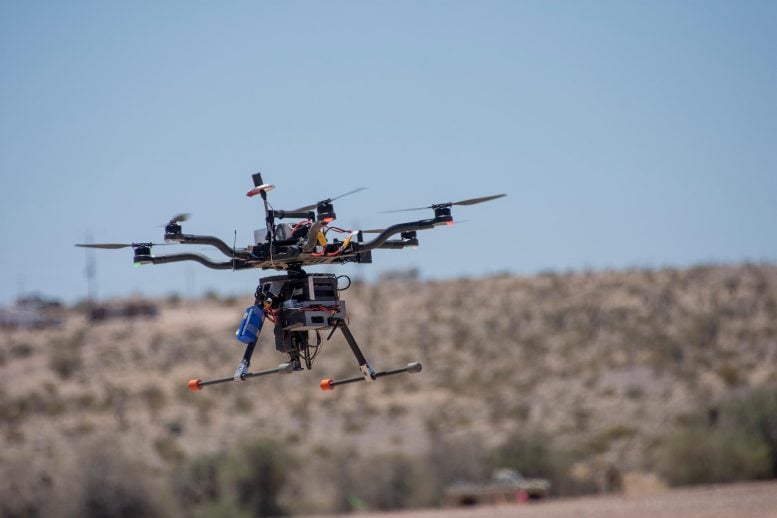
[[164, 234, 250, 260], [351, 218, 442, 253], [139, 252, 252, 270]]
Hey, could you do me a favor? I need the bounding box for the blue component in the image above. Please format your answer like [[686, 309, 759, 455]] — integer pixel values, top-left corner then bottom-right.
[[236, 305, 264, 344]]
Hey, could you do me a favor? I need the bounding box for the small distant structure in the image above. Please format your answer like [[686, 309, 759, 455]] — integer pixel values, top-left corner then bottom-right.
[[88, 299, 159, 322], [76, 234, 159, 322], [0, 294, 65, 330], [443, 469, 551, 507], [378, 267, 420, 282]]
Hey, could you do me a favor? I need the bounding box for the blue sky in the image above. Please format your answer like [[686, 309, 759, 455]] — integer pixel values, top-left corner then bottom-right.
[[1, 1, 775, 304]]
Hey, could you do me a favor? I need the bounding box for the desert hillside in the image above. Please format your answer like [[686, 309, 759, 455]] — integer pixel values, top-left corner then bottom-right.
[[1, 263, 776, 516]]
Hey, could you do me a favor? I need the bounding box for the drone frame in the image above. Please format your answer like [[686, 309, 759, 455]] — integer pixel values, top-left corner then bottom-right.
[[132, 172, 449, 272], [78, 172, 505, 392]]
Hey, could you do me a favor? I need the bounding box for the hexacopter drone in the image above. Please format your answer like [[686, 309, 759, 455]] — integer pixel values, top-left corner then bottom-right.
[[77, 173, 506, 392]]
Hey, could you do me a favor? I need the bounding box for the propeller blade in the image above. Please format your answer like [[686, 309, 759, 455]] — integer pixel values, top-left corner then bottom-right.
[[378, 206, 432, 214], [293, 187, 367, 212], [362, 218, 468, 234], [74, 242, 174, 250], [330, 187, 367, 203], [293, 202, 319, 212], [75, 243, 132, 249], [169, 213, 190, 224], [155, 213, 191, 228], [452, 193, 507, 206], [379, 193, 507, 213]]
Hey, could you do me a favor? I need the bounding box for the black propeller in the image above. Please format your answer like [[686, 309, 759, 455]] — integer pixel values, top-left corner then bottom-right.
[[361, 220, 469, 234], [292, 187, 367, 212], [380, 193, 507, 213], [167, 213, 190, 224], [156, 213, 191, 228], [75, 242, 172, 250]]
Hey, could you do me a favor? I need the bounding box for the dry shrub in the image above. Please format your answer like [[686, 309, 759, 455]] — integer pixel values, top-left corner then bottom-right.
[[140, 384, 168, 419], [48, 329, 86, 379], [491, 428, 599, 496], [9, 438, 177, 518], [427, 432, 490, 488], [721, 386, 777, 474], [174, 437, 293, 517], [0, 458, 54, 518], [657, 426, 771, 486], [344, 451, 437, 511], [657, 386, 777, 486], [48, 343, 82, 379], [67, 440, 175, 518], [493, 428, 563, 481]]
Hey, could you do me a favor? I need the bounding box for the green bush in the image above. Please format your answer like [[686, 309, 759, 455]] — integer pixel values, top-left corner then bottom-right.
[[141, 385, 168, 417], [48, 330, 86, 380], [340, 451, 437, 511], [175, 438, 293, 517], [585, 425, 636, 455], [656, 426, 771, 486], [657, 386, 777, 486], [68, 441, 174, 518], [489, 428, 602, 496], [175, 452, 226, 508], [233, 438, 292, 516], [720, 387, 777, 476], [48, 345, 82, 379], [492, 428, 563, 481]]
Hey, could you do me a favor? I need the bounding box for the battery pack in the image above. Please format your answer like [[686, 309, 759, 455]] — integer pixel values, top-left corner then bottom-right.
[[236, 305, 264, 344]]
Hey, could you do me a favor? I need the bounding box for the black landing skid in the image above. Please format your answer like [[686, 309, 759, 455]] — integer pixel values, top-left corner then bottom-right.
[[187, 318, 422, 392]]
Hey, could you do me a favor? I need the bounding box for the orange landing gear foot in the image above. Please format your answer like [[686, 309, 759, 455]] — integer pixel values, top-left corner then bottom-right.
[[320, 379, 334, 391], [188, 379, 203, 391]]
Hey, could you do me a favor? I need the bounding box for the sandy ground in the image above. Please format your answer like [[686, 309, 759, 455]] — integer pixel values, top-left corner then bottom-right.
[[316, 481, 777, 518]]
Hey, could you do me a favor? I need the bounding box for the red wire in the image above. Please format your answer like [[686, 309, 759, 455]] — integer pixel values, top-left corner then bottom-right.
[[291, 220, 311, 233], [299, 305, 339, 312], [264, 307, 278, 323]]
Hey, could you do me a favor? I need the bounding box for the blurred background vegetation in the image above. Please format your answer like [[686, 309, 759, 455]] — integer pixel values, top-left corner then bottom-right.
[[1, 263, 776, 516]]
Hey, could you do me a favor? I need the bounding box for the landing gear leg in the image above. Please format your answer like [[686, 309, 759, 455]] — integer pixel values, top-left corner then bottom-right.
[[334, 319, 376, 381], [233, 339, 258, 381], [319, 318, 422, 391]]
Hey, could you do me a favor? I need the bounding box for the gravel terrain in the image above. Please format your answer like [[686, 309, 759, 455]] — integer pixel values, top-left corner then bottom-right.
[[324, 481, 777, 518]]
